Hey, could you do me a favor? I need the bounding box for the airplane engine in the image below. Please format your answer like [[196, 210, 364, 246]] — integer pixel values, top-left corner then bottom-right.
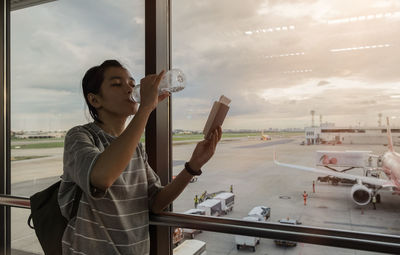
[[351, 184, 372, 206]]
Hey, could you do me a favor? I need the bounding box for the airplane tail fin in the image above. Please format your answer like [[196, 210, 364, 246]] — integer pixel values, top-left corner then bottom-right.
[[386, 117, 394, 152]]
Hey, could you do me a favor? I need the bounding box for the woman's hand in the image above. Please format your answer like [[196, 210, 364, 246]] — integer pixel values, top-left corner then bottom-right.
[[188, 126, 222, 171], [139, 70, 170, 112]]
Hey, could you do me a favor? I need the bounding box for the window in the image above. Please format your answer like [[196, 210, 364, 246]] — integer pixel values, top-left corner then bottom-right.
[[10, 1, 145, 253], [171, 0, 400, 253]]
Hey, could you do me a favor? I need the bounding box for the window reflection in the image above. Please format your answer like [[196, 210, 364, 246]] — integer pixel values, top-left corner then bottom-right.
[[172, 0, 400, 253], [11, 0, 145, 253]]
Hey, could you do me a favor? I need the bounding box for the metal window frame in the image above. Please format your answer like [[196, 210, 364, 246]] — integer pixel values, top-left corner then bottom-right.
[[145, 1, 172, 255], [0, 1, 10, 255], [0, 1, 399, 255], [1, 194, 400, 255]]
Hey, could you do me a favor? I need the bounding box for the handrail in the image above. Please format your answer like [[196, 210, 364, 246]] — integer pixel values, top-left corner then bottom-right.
[[1, 194, 399, 253], [150, 212, 400, 254], [0, 194, 30, 209]]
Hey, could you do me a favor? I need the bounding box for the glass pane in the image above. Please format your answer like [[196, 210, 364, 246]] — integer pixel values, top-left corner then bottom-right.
[[171, 0, 400, 253], [173, 230, 380, 255], [11, 0, 144, 253]]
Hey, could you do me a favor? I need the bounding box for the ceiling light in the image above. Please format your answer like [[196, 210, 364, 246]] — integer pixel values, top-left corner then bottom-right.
[[244, 25, 296, 35], [264, 52, 306, 59], [327, 12, 400, 24], [330, 44, 391, 52]]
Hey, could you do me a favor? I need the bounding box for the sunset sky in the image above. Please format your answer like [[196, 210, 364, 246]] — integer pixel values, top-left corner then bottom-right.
[[11, 0, 400, 131]]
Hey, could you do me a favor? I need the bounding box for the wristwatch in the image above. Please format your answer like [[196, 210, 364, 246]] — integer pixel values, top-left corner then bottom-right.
[[185, 162, 202, 176]]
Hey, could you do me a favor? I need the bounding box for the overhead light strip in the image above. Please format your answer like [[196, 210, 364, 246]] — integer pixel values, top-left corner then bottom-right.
[[283, 69, 312, 74], [264, 52, 305, 59], [244, 25, 295, 35], [330, 44, 391, 52], [327, 11, 400, 24]]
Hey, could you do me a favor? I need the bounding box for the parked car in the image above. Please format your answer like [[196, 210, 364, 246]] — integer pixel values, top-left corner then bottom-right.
[[274, 218, 301, 247]]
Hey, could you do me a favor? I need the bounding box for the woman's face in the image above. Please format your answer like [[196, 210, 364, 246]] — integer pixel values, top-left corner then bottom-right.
[[96, 66, 138, 118]]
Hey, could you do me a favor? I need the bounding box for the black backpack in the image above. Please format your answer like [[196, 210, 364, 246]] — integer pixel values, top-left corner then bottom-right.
[[28, 180, 82, 255]]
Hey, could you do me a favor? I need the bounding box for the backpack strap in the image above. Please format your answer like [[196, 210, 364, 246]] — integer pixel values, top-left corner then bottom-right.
[[70, 187, 82, 218], [28, 213, 34, 229]]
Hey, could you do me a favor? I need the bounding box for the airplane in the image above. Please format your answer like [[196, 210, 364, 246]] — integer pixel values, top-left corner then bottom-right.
[[274, 117, 400, 206], [261, 130, 271, 141]]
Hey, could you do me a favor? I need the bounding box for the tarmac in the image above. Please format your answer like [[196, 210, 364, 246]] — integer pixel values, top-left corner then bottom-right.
[[9, 137, 400, 254]]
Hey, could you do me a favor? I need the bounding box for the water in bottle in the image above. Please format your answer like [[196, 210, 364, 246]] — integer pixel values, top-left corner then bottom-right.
[[130, 69, 186, 103]]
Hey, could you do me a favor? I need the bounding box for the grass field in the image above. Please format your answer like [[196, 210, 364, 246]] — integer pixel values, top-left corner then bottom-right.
[[11, 156, 49, 161], [11, 132, 304, 150]]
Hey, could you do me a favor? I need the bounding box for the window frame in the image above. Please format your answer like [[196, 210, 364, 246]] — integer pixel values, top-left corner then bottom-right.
[[0, 1, 399, 255], [0, 0, 11, 254], [145, 0, 173, 254]]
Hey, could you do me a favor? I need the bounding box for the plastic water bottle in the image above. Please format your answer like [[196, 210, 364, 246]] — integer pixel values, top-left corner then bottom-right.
[[130, 69, 186, 103]]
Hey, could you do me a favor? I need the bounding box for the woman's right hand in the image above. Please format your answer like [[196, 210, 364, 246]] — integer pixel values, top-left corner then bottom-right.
[[139, 71, 170, 112]]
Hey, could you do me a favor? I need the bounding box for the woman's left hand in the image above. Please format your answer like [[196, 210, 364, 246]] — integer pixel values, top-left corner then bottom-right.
[[188, 126, 222, 171]]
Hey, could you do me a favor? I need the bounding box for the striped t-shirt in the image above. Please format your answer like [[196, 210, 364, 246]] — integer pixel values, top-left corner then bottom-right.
[[58, 122, 163, 255]]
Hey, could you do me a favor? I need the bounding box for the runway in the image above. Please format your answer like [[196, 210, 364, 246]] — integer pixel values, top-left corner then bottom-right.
[[9, 137, 400, 254]]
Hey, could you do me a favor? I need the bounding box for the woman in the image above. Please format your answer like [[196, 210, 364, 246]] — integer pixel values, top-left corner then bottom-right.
[[58, 60, 222, 254]]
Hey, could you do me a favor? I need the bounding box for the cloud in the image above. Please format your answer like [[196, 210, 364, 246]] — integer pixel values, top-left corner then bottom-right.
[[317, 80, 330, 86], [10, 0, 400, 130]]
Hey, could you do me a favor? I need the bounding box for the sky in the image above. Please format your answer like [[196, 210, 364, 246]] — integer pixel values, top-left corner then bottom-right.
[[10, 0, 400, 131]]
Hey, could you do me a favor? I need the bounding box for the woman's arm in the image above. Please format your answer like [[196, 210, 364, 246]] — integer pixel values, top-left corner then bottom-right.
[[151, 127, 222, 213], [90, 71, 169, 191]]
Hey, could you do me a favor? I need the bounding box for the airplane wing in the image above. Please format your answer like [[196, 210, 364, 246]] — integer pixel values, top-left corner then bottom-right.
[[274, 153, 396, 188]]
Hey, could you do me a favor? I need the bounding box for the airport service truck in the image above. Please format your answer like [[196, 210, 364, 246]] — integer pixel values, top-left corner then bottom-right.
[[248, 206, 271, 221], [315, 150, 382, 185], [315, 150, 372, 168], [173, 239, 206, 255], [234, 216, 261, 252], [197, 199, 222, 216], [213, 192, 234, 214], [274, 218, 301, 247], [182, 209, 205, 238]]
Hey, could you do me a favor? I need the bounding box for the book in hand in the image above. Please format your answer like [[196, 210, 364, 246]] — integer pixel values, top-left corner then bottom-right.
[[203, 95, 231, 139]]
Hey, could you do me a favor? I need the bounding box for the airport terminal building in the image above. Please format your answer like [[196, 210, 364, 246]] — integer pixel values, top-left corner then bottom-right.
[[305, 123, 400, 145]]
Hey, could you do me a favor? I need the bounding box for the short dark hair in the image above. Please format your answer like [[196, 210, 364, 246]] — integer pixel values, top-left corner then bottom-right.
[[82, 60, 125, 123]]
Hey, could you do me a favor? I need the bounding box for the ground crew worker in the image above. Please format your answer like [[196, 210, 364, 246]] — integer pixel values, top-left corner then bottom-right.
[[303, 191, 308, 206], [230, 185, 233, 193], [200, 190, 207, 202], [372, 195, 377, 210], [194, 195, 199, 208], [312, 181, 315, 193]]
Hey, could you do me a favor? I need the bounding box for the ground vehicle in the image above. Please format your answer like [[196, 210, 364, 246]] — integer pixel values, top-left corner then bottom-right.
[[173, 239, 206, 255], [274, 218, 301, 247], [173, 227, 184, 246], [182, 209, 205, 238], [248, 206, 270, 221], [214, 192, 234, 214], [235, 216, 261, 252], [317, 175, 356, 185], [197, 199, 222, 216]]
